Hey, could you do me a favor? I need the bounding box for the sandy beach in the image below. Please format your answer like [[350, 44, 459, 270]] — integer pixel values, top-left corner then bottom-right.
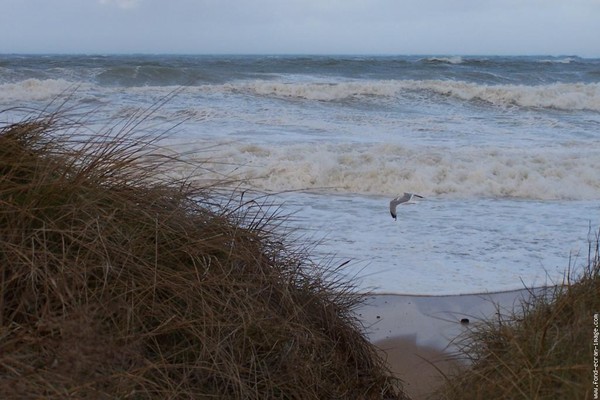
[[356, 289, 535, 399]]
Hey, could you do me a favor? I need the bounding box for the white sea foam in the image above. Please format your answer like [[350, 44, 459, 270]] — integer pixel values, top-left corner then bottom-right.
[[169, 141, 600, 201], [2, 55, 598, 297], [538, 57, 576, 64], [3, 78, 599, 113], [422, 56, 464, 64], [0, 79, 89, 102], [225, 81, 400, 102], [279, 192, 599, 295], [229, 80, 600, 112], [417, 81, 600, 112]]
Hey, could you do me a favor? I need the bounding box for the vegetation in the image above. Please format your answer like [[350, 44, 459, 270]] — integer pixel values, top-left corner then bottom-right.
[[5, 105, 596, 400], [437, 238, 600, 400], [0, 111, 406, 399]]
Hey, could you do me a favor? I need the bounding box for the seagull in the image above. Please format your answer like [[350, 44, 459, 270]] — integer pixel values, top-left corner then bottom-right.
[[390, 192, 424, 220]]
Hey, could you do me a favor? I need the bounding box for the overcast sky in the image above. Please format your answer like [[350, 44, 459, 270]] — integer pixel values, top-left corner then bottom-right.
[[2, 0, 599, 56]]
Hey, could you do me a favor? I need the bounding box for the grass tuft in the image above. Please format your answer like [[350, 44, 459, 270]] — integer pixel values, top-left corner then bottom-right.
[[0, 111, 407, 399]]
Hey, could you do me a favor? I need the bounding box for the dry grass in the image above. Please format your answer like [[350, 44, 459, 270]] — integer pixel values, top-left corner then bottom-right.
[[436, 234, 600, 400], [0, 111, 407, 399]]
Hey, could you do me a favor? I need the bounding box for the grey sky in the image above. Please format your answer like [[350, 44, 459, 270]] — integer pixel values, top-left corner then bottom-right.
[[2, 0, 599, 56]]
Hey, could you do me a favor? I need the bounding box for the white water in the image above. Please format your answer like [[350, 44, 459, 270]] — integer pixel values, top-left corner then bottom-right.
[[278, 193, 599, 295], [229, 80, 600, 111], [3, 79, 600, 111], [170, 140, 600, 201], [2, 55, 599, 295]]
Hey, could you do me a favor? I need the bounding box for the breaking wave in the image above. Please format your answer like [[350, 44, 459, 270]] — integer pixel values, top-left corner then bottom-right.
[[231, 80, 600, 112], [0, 79, 89, 102], [421, 56, 465, 64], [3, 78, 600, 113], [168, 141, 600, 201], [538, 57, 577, 64]]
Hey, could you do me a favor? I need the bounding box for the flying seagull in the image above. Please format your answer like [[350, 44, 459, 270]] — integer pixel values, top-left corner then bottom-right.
[[390, 192, 424, 220]]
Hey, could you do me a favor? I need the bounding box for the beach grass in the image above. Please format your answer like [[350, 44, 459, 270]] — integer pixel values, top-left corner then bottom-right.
[[436, 236, 600, 400], [0, 110, 407, 399]]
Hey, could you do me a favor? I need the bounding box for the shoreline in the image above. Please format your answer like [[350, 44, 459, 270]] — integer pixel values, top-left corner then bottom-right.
[[356, 289, 542, 399], [356, 287, 542, 346], [357, 285, 550, 298]]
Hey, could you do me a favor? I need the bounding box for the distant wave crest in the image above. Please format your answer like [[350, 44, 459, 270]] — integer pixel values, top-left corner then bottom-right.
[[538, 57, 577, 64], [233, 80, 600, 112], [421, 56, 464, 64], [0, 79, 86, 102], [228, 81, 400, 102], [3, 77, 600, 113], [415, 80, 600, 112]]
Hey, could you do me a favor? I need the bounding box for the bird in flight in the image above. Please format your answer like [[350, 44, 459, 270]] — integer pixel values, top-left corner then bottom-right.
[[390, 192, 424, 220]]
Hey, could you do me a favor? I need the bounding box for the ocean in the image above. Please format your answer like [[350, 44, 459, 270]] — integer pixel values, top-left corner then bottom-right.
[[1, 54, 599, 295]]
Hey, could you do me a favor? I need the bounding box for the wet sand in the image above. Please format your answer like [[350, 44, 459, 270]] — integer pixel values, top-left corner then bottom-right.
[[356, 289, 536, 399], [374, 336, 460, 400]]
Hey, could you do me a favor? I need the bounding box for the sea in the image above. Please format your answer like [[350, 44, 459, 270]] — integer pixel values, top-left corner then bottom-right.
[[1, 54, 599, 295]]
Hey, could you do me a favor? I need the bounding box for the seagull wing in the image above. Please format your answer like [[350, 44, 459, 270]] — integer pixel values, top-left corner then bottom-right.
[[390, 192, 425, 220], [389, 194, 408, 219], [389, 200, 398, 219], [392, 193, 413, 205], [402, 192, 424, 202]]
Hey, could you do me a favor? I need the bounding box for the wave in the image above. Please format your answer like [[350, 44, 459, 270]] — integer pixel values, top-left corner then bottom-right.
[[0, 79, 90, 102], [3, 78, 600, 113], [227, 80, 401, 102], [538, 57, 577, 64], [167, 141, 600, 201], [414, 80, 600, 112], [231, 80, 600, 112], [421, 56, 465, 64], [95, 65, 216, 86]]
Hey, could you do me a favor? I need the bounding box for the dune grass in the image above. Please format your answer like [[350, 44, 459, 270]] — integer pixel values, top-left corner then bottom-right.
[[0, 111, 407, 399], [436, 236, 600, 400]]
